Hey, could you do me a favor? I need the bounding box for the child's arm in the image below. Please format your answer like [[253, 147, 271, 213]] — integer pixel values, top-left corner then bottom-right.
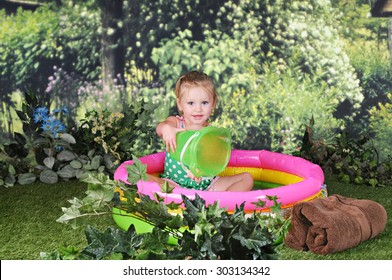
[[156, 116, 185, 152]]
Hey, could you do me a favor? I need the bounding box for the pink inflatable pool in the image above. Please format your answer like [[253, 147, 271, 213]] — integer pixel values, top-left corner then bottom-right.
[[114, 150, 325, 212]]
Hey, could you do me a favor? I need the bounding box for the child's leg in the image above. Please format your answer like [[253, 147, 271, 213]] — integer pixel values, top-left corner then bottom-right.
[[145, 174, 178, 189], [145, 174, 166, 185], [211, 172, 254, 192]]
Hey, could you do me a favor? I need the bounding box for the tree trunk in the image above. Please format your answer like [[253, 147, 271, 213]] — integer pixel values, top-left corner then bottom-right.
[[101, 0, 125, 101]]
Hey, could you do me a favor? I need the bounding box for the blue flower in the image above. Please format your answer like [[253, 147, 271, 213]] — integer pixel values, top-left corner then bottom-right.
[[41, 121, 52, 132], [50, 119, 66, 134], [33, 112, 47, 123], [33, 107, 49, 123], [34, 106, 68, 138], [60, 106, 70, 114], [34, 107, 49, 115]]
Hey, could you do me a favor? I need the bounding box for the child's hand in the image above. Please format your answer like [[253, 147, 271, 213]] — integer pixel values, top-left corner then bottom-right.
[[186, 171, 202, 184], [161, 125, 185, 153]]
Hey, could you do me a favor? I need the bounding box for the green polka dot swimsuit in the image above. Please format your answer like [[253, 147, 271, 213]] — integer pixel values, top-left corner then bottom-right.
[[161, 151, 212, 190], [160, 116, 213, 191]]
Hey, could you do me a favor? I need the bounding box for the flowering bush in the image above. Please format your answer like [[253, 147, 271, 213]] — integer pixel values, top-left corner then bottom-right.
[[44, 67, 82, 122], [74, 97, 158, 164], [33, 106, 68, 142], [1, 91, 118, 186], [79, 110, 125, 165]]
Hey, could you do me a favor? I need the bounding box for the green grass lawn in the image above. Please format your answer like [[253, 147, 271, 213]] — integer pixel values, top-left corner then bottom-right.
[[0, 175, 391, 260], [0, 180, 117, 260]]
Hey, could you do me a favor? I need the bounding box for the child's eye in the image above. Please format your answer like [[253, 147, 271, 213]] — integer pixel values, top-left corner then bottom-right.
[[187, 101, 194, 105], [202, 101, 209, 105]]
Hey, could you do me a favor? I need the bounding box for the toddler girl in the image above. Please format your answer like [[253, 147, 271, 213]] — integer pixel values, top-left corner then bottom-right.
[[155, 71, 253, 192]]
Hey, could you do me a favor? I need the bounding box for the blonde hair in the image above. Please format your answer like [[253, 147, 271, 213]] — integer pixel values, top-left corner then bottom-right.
[[175, 71, 218, 108]]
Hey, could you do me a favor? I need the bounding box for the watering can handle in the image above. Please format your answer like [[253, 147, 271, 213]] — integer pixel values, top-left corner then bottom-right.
[[179, 131, 212, 180]]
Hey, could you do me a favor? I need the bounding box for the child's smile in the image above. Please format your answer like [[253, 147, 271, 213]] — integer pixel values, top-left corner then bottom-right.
[[177, 86, 214, 129]]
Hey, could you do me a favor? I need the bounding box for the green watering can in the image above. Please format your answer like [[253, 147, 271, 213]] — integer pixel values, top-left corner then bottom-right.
[[169, 126, 232, 178]]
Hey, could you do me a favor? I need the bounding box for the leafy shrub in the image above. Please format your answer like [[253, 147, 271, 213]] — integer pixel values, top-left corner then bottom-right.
[[1, 89, 157, 186], [297, 118, 392, 188], [0, 4, 101, 139], [53, 159, 289, 260], [346, 42, 392, 137], [369, 93, 392, 161], [73, 97, 158, 162], [1, 91, 42, 186], [0, 4, 100, 97], [0, 91, 95, 185]]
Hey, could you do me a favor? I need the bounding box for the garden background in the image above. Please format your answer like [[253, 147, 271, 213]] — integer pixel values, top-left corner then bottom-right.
[[1, 0, 392, 260]]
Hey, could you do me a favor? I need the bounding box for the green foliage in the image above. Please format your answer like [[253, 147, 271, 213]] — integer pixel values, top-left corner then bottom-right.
[[74, 97, 158, 162], [4, 176, 391, 260], [170, 196, 278, 260], [54, 157, 288, 260], [331, 1, 388, 42], [56, 172, 117, 229], [82, 225, 144, 260], [329, 133, 392, 187], [2, 0, 384, 155], [0, 4, 100, 95], [142, 0, 363, 152], [123, 0, 230, 68], [297, 118, 392, 188], [1, 91, 41, 187], [0, 2, 101, 136], [346, 41, 392, 137], [0, 7, 60, 96], [369, 93, 392, 160], [126, 155, 148, 183], [1, 85, 156, 187], [1, 91, 118, 186]]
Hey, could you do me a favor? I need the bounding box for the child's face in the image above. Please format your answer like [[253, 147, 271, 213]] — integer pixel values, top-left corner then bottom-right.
[[177, 86, 214, 129]]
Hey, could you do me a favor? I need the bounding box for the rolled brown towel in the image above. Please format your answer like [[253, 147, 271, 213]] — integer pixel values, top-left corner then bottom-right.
[[284, 194, 387, 255]]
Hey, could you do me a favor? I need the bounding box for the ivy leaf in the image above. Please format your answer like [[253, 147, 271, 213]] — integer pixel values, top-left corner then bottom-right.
[[56, 205, 82, 229], [164, 214, 184, 230], [83, 226, 120, 260], [159, 180, 175, 193], [198, 233, 224, 260], [136, 227, 170, 259], [166, 201, 181, 211], [182, 194, 206, 228], [194, 220, 214, 241], [207, 200, 226, 218], [266, 196, 282, 213], [251, 198, 267, 209], [153, 192, 165, 202], [81, 173, 115, 189], [84, 185, 115, 209], [126, 156, 147, 184]]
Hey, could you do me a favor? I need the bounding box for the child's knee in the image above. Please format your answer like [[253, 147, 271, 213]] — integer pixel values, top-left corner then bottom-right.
[[242, 172, 254, 190]]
